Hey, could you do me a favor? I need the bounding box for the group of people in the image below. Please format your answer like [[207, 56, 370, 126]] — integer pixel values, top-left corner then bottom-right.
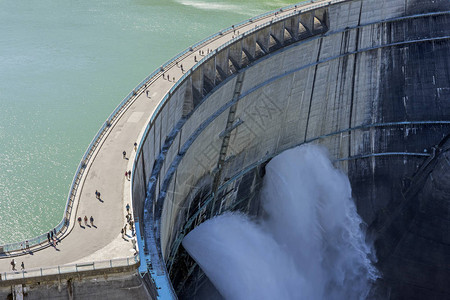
[[121, 203, 135, 239], [47, 228, 58, 247], [77, 215, 95, 227], [176, 61, 184, 73], [192, 45, 216, 62], [20, 240, 30, 252], [162, 73, 175, 82], [162, 46, 218, 82], [10, 259, 24, 271]]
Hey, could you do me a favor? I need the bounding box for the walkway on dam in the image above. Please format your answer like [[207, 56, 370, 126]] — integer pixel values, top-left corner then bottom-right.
[[0, 1, 314, 277]]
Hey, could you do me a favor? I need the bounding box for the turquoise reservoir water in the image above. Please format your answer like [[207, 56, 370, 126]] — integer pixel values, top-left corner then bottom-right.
[[0, 0, 299, 243]]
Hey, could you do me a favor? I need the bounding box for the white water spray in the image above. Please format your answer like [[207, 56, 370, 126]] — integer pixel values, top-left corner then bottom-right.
[[183, 145, 379, 299]]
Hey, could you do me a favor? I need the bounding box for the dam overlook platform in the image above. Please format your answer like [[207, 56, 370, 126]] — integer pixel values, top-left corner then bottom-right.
[[1, 0, 450, 299]]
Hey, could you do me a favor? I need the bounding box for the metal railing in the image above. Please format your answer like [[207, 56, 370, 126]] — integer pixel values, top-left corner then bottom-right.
[[1, 256, 139, 281]]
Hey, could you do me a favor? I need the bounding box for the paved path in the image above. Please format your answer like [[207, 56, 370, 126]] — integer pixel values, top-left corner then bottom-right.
[[0, 2, 313, 275]]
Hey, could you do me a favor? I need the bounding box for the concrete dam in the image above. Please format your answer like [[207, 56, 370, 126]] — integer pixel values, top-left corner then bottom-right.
[[128, 0, 450, 298], [129, 0, 450, 298]]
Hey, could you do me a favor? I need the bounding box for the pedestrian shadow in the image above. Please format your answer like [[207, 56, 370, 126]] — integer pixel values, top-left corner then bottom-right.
[[92, 225, 97, 228], [98, 198, 104, 203], [86, 224, 91, 228], [51, 244, 60, 251], [79, 225, 85, 229], [18, 249, 32, 256]]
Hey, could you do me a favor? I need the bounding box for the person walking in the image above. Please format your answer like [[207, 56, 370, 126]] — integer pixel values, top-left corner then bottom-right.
[[78, 217, 82, 226], [90, 216, 94, 226], [134, 142, 137, 151], [125, 171, 128, 180], [25, 240, 29, 251], [121, 228, 124, 238], [21, 262, 25, 270], [126, 203, 130, 213], [123, 150, 126, 159], [130, 221, 135, 236], [11, 259, 16, 271], [128, 170, 131, 179], [50, 230, 54, 240], [84, 216, 88, 226], [47, 232, 51, 243], [95, 190, 99, 199]]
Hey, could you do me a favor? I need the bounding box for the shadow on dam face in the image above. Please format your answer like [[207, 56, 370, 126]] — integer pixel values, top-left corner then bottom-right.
[[135, 1, 450, 299]]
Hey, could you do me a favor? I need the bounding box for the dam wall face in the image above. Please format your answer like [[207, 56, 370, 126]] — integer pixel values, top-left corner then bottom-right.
[[131, 0, 450, 298]]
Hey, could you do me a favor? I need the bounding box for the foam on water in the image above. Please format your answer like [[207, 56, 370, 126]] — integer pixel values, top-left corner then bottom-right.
[[183, 144, 379, 299], [177, 0, 241, 11], [175, 0, 295, 16]]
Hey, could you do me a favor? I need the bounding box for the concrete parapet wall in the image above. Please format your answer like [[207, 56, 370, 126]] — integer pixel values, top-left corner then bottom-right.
[[0, 270, 152, 300], [0, 264, 138, 288], [131, 0, 450, 297]]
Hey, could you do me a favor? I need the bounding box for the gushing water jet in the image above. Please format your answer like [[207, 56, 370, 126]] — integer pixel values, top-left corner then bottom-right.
[[183, 145, 379, 300]]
